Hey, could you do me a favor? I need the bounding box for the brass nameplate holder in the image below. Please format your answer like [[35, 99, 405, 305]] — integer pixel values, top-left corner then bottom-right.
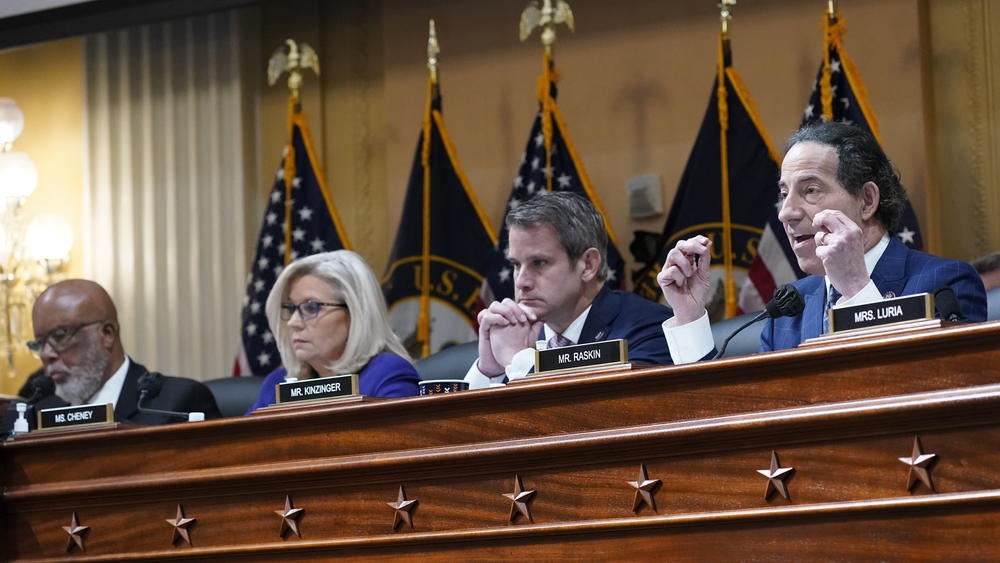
[[37, 403, 114, 432], [533, 339, 629, 376], [275, 373, 359, 405], [829, 292, 934, 334]]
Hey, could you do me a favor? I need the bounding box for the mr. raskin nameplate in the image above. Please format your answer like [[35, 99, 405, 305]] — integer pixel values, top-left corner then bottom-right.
[[38, 403, 114, 431], [829, 292, 933, 334], [535, 339, 628, 375], [277, 374, 359, 404]]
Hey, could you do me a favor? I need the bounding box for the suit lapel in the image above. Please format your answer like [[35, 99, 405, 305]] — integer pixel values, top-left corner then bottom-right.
[[579, 287, 618, 344], [870, 237, 908, 298], [800, 277, 827, 341], [114, 360, 145, 422]]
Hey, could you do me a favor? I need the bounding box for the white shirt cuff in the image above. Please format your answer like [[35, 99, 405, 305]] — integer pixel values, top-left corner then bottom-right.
[[835, 280, 882, 308], [464, 361, 505, 390], [505, 347, 537, 382], [463, 347, 537, 389], [662, 311, 714, 364]]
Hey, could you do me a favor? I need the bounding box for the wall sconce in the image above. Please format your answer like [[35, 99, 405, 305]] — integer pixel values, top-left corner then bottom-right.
[[0, 98, 72, 376]]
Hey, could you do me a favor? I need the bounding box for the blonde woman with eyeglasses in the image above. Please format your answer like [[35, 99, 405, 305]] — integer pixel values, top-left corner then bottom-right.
[[245, 251, 418, 414]]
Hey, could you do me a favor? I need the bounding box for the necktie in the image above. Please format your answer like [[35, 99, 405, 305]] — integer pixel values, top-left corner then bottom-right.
[[547, 333, 572, 349], [824, 285, 842, 333]]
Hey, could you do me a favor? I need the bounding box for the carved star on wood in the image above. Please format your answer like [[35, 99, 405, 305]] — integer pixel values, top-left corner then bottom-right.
[[503, 474, 537, 524], [275, 495, 305, 538], [62, 512, 90, 553], [756, 450, 794, 501], [898, 436, 937, 492], [386, 485, 418, 531], [627, 463, 662, 513], [165, 504, 196, 546]]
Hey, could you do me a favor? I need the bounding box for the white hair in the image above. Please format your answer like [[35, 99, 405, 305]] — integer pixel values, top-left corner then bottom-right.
[[265, 250, 410, 378]]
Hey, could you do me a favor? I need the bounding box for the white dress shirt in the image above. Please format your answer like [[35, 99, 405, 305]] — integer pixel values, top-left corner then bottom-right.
[[87, 356, 131, 408]]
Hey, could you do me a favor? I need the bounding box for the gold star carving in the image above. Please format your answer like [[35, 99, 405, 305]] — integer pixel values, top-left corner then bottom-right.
[[62, 512, 90, 553], [386, 485, 418, 531], [503, 474, 537, 524], [165, 504, 196, 546], [756, 450, 794, 501], [627, 464, 662, 513], [275, 495, 305, 538], [898, 436, 937, 492]]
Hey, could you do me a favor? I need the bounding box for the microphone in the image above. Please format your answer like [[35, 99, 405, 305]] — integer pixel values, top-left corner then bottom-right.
[[136, 371, 205, 422], [25, 374, 55, 405], [934, 286, 965, 322], [713, 284, 805, 360]]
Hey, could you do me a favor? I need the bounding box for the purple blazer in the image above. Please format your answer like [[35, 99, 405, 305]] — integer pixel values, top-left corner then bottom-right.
[[244, 353, 419, 414]]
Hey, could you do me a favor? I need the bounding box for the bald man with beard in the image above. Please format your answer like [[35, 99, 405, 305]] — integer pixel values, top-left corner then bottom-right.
[[28, 279, 220, 425]]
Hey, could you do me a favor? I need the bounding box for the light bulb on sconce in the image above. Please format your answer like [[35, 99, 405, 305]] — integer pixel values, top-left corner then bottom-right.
[[0, 98, 75, 377]]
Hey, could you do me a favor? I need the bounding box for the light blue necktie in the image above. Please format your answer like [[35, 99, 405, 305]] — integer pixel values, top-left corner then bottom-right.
[[823, 285, 842, 334]]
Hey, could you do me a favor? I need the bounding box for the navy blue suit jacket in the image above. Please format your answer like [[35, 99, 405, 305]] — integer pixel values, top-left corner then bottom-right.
[[760, 238, 987, 351], [542, 287, 674, 366]]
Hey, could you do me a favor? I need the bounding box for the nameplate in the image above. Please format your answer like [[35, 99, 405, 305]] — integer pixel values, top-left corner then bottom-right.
[[38, 403, 113, 431], [535, 339, 628, 375], [829, 293, 933, 334], [276, 374, 358, 404]]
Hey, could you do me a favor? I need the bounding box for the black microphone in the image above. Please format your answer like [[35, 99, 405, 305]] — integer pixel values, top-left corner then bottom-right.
[[713, 284, 805, 360], [136, 371, 204, 422], [25, 374, 56, 405], [934, 286, 965, 322]]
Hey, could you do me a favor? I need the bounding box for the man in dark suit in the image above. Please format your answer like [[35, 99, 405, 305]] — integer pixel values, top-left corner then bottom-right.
[[658, 121, 986, 362], [466, 192, 673, 388], [28, 279, 220, 424]]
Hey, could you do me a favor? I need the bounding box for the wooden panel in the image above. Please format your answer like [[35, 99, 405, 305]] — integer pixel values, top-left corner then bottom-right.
[[4, 322, 1000, 560]]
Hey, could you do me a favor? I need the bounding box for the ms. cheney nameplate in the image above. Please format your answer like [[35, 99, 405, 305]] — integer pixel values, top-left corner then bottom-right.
[[38, 403, 113, 431], [276, 374, 358, 404], [829, 293, 933, 334], [535, 339, 628, 375]]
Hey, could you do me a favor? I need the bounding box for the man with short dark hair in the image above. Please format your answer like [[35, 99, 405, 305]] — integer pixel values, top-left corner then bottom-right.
[[466, 191, 673, 388], [972, 252, 1000, 291], [659, 121, 986, 361], [29, 279, 220, 423]]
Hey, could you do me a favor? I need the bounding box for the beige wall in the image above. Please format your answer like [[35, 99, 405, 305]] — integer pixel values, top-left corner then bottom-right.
[[256, 0, 940, 277], [0, 38, 84, 393]]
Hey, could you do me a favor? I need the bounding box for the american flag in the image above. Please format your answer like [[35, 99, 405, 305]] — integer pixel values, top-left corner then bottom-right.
[[238, 102, 351, 376], [481, 60, 624, 302], [741, 12, 923, 312]]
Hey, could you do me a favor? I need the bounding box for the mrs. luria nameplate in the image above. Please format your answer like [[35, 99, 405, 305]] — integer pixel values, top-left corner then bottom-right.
[[38, 403, 114, 431], [829, 293, 933, 334], [535, 339, 628, 375], [277, 374, 359, 404]]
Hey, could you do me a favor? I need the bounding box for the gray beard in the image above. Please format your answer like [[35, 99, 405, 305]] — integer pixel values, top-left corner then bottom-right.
[[54, 348, 111, 405]]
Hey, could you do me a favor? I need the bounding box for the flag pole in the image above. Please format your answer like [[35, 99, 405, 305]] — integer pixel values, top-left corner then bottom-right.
[[718, 0, 738, 318], [416, 20, 440, 358], [267, 39, 321, 265], [520, 0, 574, 192]]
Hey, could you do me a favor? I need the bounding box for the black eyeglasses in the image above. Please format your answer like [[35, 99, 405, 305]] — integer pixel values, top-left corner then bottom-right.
[[280, 300, 347, 321], [27, 321, 105, 353]]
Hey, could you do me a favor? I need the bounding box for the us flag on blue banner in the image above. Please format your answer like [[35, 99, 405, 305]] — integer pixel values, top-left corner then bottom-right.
[[742, 11, 923, 312], [482, 54, 624, 302], [382, 78, 497, 358], [238, 100, 352, 376], [633, 34, 781, 320]]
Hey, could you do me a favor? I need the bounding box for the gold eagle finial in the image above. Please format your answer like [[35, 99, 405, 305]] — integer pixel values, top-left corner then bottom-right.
[[267, 39, 321, 99], [520, 0, 574, 52]]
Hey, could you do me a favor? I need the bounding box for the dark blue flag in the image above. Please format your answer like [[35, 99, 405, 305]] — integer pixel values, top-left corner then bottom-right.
[[482, 54, 624, 303], [383, 80, 497, 358], [238, 100, 351, 375], [634, 35, 781, 319], [745, 12, 923, 310]]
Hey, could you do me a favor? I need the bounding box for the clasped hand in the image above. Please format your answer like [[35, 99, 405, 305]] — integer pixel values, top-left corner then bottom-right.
[[476, 298, 543, 377]]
